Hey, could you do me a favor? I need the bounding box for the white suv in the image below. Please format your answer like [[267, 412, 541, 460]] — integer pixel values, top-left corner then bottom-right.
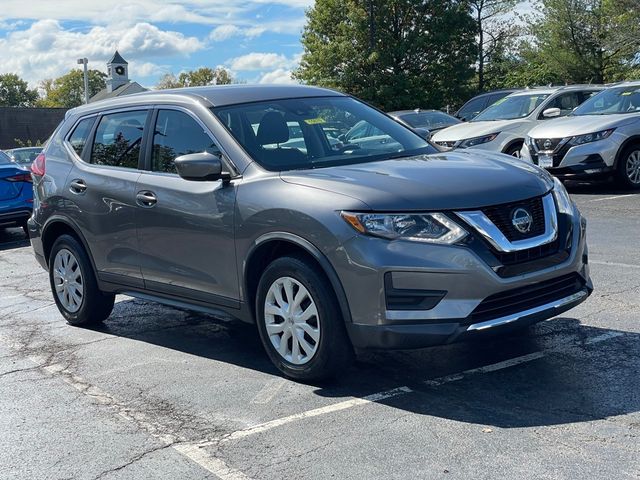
[[432, 86, 602, 156], [521, 82, 640, 189]]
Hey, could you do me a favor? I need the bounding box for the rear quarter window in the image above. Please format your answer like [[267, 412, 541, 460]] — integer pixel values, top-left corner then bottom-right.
[[67, 117, 96, 157]]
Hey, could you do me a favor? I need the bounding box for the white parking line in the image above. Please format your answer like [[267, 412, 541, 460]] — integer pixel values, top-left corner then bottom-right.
[[220, 386, 413, 442], [588, 194, 635, 202], [424, 330, 625, 387], [250, 378, 288, 405], [173, 444, 252, 480], [591, 260, 640, 270]]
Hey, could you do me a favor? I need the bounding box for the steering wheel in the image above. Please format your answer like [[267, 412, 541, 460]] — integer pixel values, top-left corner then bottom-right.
[[336, 143, 361, 153]]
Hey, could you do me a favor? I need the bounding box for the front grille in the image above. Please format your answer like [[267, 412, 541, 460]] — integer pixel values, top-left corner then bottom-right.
[[468, 273, 584, 324], [534, 137, 563, 151], [482, 196, 545, 241], [494, 239, 558, 265], [434, 141, 456, 149], [532, 143, 572, 167]]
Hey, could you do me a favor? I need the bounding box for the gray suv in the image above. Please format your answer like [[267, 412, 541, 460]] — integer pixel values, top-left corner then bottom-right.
[[29, 85, 592, 380]]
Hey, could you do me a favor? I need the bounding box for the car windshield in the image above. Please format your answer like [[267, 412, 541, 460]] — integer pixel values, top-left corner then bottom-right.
[[0, 151, 12, 164], [573, 86, 640, 115], [473, 93, 550, 121], [213, 96, 436, 171], [396, 111, 459, 129]]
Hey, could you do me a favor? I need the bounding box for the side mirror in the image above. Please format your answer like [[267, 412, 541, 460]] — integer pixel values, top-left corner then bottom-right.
[[174, 152, 229, 182], [413, 127, 431, 141], [542, 107, 561, 119]]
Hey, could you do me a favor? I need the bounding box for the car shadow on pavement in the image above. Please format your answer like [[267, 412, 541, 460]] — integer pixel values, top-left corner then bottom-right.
[[564, 178, 638, 195], [93, 301, 639, 429], [0, 227, 30, 251]]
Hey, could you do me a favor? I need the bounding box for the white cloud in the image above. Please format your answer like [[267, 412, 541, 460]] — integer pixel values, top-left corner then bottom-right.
[[210, 24, 241, 41], [228, 52, 290, 71], [258, 68, 297, 84], [0, 19, 203, 86]]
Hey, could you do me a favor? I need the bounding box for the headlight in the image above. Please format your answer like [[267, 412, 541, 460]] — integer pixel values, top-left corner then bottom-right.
[[458, 132, 500, 148], [552, 177, 573, 215], [570, 128, 615, 146], [341, 212, 467, 244]]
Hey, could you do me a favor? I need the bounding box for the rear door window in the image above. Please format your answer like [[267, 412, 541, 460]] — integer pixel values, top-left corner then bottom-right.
[[457, 96, 488, 120], [151, 110, 219, 174], [68, 117, 96, 157], [90, 110, 148, 169]]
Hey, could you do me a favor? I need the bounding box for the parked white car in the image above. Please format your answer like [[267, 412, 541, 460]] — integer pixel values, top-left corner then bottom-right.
[[432, 86, 602, 156], [521, 81, 640, 188]]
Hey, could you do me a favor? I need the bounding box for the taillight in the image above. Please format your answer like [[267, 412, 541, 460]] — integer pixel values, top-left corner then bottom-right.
[[31, 153, 46, 176], [6, 173, 32, 183]]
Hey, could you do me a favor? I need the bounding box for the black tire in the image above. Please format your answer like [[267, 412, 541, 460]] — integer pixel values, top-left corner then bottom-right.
[[505, 143, 523, 158], [616, 144, 640, 189], [49, 234, 115, 326], [255, 255, 353, 381]]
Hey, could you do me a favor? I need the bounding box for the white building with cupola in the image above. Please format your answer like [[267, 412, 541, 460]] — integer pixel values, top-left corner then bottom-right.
[[90, 51, 147, 103]]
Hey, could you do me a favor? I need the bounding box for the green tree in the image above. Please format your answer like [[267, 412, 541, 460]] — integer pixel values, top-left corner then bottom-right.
[[295, 0, 478, 111], [0, 73, 38, 107], [468, 0, 520, 91], [532, 0, 640, 83], [38, 69, 107, 108], [156, 67, 236, 89]]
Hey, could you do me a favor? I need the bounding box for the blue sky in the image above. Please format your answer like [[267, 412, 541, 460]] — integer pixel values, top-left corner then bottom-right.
[[0, 0, 311, 89]]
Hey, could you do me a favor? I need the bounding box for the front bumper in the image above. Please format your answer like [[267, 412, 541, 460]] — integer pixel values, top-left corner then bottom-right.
[[521, 137, 618, 179], [333, 206, 591, 350], [347, 285, 591, 349]]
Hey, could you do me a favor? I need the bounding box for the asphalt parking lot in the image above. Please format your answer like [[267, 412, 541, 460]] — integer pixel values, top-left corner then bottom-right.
[[1, 181, 638, 480]]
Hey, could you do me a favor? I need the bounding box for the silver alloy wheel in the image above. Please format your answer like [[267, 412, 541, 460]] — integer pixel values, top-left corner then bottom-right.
[[264, 276, 320, 365], [626, 150, 640, 185], [52, 248, 84, 313]]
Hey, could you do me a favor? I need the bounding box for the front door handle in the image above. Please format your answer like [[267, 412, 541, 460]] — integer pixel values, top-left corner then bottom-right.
[[136, 191, 157, 207], [69, 179, 87, 194]]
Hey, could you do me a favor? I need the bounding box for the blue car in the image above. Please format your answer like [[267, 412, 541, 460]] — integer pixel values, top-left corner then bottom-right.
[[0, 149, 33, 234]]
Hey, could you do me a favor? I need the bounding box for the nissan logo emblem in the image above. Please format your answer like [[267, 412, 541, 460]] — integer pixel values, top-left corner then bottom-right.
[[543, 139, 553, 150], [512, 208, 533, 234]]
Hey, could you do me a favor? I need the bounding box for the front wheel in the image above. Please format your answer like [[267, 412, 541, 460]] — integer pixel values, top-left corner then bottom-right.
[[49, 234, 115, 326], [617, 146, 640, 189], [505, 143, 523, 158], [255, 256, 353, 381]]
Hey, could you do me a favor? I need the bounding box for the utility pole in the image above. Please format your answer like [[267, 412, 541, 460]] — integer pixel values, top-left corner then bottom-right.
[[77, 58, 89, 104]]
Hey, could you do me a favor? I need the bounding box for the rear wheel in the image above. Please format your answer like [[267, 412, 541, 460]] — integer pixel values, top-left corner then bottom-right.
[[255, 256, 353, 381], [617, 145, 640, 189], [49, 235, 115, 326]]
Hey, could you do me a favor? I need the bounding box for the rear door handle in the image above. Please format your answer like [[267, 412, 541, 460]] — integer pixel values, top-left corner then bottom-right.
[[69, 179, 87, 194], [136, 191, 157, 207]]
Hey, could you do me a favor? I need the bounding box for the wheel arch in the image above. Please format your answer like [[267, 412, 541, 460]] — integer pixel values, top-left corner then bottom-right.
[[244, 232, 352, 326], [41, 217, 96, 272], [502, 138, 525, 155], [614, 135, 640, 168]]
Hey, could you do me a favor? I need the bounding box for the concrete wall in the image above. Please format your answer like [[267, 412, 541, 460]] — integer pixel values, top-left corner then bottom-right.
[[0, 107, 68, 149]]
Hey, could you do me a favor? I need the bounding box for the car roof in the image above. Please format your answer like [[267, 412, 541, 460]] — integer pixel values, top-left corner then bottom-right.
[[509, 85, 603, 97], [69, 84, 345, 117], [388, 109, 450, 116]]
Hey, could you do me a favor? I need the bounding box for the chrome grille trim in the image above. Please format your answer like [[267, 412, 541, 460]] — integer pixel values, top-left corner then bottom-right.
[[456, 193, 558, 253]]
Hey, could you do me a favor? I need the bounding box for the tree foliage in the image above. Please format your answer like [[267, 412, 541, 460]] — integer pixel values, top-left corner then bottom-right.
[[156, 67, 236, 89], [468, 0, 519, 91], [532, 0, 640, 83], [295, 0, 478, 110], [38, 69, 107, 108], [0, 73, 38, 107]]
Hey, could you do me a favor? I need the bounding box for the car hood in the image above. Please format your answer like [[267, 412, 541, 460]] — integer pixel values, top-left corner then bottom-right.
[[528, 114, 639, 139], [431, 119, 526, 142], [281, 151, 552, 211]]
